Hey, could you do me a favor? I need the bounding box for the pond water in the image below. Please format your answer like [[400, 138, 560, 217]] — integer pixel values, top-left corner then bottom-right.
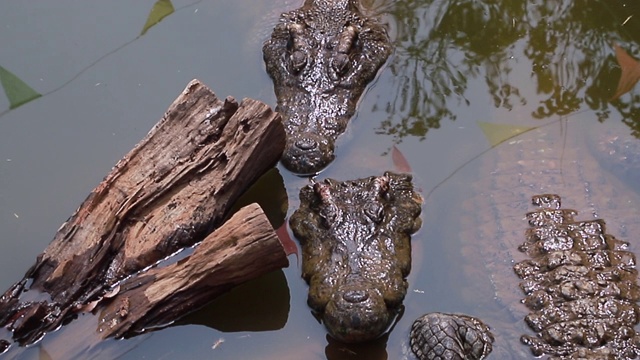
[[1, 0, 640, 359]]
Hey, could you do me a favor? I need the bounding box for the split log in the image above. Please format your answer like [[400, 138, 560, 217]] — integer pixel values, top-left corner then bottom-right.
[[97, 203, 287, 339], [0, 79, 288, 347]]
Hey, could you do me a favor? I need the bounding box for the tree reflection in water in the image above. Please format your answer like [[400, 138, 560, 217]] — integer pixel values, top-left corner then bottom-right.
[[377, 0, 640, 141]]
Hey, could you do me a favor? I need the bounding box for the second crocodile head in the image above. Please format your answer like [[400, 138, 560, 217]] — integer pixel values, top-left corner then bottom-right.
[[290, 172, 422, 342]]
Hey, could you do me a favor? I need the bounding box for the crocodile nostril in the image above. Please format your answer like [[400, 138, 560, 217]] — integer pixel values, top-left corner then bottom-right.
[[295, 138, 318, 151], [343, 290, 369, 303]]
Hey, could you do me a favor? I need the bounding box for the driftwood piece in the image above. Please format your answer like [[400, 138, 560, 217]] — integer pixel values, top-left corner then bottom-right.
[[0, 79, 287, 346], [97, 203, 287, 338]]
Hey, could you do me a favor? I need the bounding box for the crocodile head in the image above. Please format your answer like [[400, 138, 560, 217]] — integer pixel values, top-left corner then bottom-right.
[[263, 0, 391, 175], [289, 172, 422, 342]]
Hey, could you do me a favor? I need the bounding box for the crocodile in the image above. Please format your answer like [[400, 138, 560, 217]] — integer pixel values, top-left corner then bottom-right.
[[289, 172, 422, 342], [514, 193, 640, 358], [452, 124, 640, 358], [263, 0, 392, 175], [289, 172, 495, 359], [288, 125, 640, 359]]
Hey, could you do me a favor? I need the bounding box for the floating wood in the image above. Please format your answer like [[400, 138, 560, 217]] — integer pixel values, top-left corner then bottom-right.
[[97, 203, 288, 339], [0, 79, 288, 348]]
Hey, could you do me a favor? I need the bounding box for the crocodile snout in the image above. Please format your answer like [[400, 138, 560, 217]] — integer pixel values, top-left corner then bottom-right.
[[342, 289, 369, 303], [281, 133, 335, 175]]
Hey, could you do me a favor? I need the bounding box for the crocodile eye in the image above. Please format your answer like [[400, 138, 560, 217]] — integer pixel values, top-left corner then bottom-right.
[[287, 23, 308, 74], [331, 53, 350, 76], [328, 25, 356, 80], [372, 176, 390, 199], [364, 203, 384, 223], [314, 182, 333, 204], [336, 25, 357, 54], [320, 206, 338, 228], [314, 182, 338, 228], [289, 50, 307, 74]]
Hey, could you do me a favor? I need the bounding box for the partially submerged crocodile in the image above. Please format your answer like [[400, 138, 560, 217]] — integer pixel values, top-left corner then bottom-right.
[[289, 172, 422, 342], [515, 193, 640, 358], [289, 125, 640, 359], [289, 172, 495, 359], [455, 125, 640, 358], [263, 1, 640, 357], [263, 0, 392, 175]]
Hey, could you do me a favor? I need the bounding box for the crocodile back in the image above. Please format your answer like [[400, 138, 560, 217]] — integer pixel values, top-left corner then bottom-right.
[[457, 123, 640, 357]]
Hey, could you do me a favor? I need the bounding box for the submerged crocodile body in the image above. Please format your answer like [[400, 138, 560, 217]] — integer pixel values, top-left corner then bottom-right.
[[263, 0, 392, 175], [455, 125, 640, 358], [288, 125, 640, 359], [515, 194, 640, 358]]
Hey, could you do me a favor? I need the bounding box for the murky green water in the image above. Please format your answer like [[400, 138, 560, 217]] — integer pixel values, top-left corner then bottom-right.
[[1, 0, 640, 358]]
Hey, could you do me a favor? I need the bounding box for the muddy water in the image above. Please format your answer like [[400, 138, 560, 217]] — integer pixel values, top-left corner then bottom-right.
[[1, 0, 639, 359]]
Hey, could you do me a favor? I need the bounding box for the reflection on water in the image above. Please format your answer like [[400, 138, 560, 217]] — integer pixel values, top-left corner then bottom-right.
[[1, 0, 640, 359], [379, 0, 640, 142], [181, 270, 290, 332]]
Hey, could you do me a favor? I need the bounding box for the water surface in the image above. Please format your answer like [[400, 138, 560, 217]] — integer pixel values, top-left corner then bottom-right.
[[1, 0, 640, 358]]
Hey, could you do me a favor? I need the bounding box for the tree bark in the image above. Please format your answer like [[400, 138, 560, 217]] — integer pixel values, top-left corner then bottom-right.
[[0, 79, 288, 347], [96, 203, 287, 339]]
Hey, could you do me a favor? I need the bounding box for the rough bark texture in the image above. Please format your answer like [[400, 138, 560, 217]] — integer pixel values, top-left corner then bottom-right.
[[97, 203, 288, 339], [0, 79, 287, 346]]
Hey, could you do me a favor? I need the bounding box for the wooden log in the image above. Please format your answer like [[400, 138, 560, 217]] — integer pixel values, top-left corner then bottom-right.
[[96, 203, 287, 339], [0, 79, 287, 346]]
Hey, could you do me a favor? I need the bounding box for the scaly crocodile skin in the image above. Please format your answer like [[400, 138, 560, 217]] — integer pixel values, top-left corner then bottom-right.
[[458, 124, 640, 357], [263, 0, 391, 174], [514, 193, 640, 358]]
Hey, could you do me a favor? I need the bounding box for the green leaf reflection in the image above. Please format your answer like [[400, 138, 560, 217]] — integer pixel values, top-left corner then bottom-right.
[[141, 0, 175, 36], [0, 66, 42, 110], [376, 0, 640, 142], [477, 121, 536, 147]]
